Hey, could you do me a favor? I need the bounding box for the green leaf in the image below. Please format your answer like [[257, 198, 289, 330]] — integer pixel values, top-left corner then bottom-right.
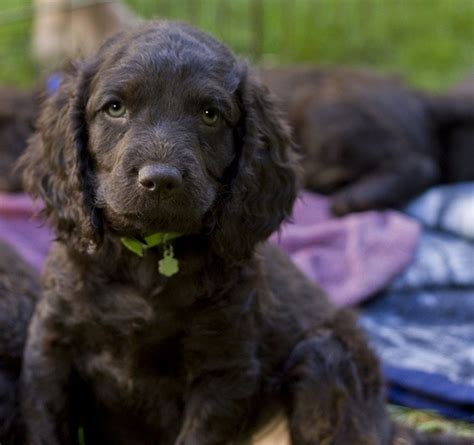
[[143, 232, 166, 247], [120, 237, 145, 256], [144, 232, 181, 247]]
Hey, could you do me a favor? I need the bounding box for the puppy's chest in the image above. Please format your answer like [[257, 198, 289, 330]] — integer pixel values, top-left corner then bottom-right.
[[74, 279, 191, 410], [78, 328, 187, 412]]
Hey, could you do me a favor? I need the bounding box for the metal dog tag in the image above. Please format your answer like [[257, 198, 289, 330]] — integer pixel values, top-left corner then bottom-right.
[[158, 244, 179, 277]]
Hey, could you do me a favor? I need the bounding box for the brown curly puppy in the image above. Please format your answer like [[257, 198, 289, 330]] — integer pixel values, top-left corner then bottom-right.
[[0, 240, 39, 445], [18, 21, 468, 445], [260, 67, 474, 215]]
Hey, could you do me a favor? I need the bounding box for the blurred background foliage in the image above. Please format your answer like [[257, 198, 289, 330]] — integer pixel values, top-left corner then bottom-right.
[[0, 0, 473, 89]]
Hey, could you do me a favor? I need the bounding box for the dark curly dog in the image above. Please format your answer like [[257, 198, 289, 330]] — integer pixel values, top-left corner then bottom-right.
[[260, 67, 474, 215], [0, 240, 39, 445], [18, 22, 468, 445], [0, 87, 40, 192]]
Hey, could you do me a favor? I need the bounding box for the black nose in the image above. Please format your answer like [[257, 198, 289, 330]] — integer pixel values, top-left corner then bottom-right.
[[138, 164, 182, 193]]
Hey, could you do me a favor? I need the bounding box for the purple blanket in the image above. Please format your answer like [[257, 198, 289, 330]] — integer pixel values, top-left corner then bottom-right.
[[0, 193, 51, 271], [272, 193, 420, 305], [0, 191, 420, 306]]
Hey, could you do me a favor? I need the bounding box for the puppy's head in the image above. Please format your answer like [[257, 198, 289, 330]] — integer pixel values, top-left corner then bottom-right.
[[20, 21, 299, 261]]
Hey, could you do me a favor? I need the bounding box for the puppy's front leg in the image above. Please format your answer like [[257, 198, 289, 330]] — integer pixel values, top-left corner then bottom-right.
[[283, 327, 390, 445], [21, 302, 74, 445]]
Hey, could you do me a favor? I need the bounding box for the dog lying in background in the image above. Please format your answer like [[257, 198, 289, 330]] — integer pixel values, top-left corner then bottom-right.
[[0, 87, 40, 192], [17, 21, 472, 445], [0, 240, 39, 445], [260, 67, 474, 215]]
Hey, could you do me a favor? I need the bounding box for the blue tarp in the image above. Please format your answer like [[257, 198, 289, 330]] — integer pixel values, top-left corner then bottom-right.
[[359, 183, 474, 421]]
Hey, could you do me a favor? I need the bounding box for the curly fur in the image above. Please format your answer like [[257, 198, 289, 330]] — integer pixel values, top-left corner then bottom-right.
[[17, 21, 470, 445]]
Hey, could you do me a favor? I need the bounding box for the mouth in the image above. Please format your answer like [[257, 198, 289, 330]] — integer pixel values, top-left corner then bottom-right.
[[95, 177, 217, 237], [99, 193, 210, 237]]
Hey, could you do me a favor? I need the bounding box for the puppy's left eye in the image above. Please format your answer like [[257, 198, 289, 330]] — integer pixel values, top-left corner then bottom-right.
[[201, 108, 221, 126], [105, 101, 127, 118]]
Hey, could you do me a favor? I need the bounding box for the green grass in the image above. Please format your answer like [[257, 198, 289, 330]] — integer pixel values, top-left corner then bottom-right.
[[0, 0, 36, 87], [0, 0, 473, 89], [127, 0, 474, 89]]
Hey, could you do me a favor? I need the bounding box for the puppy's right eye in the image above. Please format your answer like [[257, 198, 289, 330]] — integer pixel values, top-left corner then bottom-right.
[[105, 101, 127, 118], [201, 107, 221, 126]]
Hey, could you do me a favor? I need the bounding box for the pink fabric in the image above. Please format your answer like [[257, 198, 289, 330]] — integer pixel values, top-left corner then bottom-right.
[[0, 192, 420, 306], [271, 193, 421, 306], [0, 193, 51, 272]]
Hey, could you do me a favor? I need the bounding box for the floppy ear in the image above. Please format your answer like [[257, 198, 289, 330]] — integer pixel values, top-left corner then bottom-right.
[[18, 62, 103, 252], [211, 68, 301, 263]]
